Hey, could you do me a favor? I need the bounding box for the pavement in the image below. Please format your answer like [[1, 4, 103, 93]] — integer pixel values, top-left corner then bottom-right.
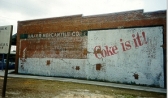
[[0, 70, 166, 94]]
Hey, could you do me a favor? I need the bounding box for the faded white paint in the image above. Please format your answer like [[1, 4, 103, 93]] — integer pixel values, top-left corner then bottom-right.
[[87, 26, 164, 88], [18, 26, 164, 88]]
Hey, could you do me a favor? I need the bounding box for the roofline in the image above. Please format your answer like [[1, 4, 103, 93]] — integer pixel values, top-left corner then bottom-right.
[[18, 14, 83, 23], [17, 9, 166, 23], [83, 9, 144, 18]]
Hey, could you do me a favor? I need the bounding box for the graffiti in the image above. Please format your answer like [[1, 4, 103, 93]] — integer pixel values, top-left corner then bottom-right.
[[94, 32, 147, 59]]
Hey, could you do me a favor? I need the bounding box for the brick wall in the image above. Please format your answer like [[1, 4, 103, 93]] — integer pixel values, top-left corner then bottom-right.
[[16, 9, 166, 87]]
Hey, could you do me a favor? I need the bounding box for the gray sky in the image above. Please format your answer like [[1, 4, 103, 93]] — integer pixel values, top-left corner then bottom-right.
[[0, 0, 167, 35]]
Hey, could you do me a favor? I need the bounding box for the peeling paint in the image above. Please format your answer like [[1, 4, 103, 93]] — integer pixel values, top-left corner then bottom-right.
[[96, 64, 102, 71], [18, 26, 164, 88], [133, 73, 139, 79], [46, 60, 50, 66], [75, 66, 80, 70]]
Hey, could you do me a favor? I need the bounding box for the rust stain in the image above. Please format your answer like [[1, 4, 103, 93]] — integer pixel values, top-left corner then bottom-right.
[[46, 60, 51, 66], [96, 64, 102, 70], [75, 66, 80, 70], [133, 73, 139, 79]]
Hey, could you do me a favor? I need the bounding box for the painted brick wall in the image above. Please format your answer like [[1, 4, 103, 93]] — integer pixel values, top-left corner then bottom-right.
[[16, 9, 166, 88]]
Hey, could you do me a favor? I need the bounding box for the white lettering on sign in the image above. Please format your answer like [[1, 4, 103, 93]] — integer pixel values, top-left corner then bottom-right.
[[27, 31, 84, 39]]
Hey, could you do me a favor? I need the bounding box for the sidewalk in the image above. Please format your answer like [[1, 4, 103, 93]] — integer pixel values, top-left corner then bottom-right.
[[0, 70, 166, 94]]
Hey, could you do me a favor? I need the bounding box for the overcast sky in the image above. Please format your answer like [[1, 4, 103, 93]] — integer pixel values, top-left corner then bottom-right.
[[0, 0, 167, 35]]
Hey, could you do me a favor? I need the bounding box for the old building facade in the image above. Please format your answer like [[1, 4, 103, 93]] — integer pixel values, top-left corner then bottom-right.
[[16, 10, 166, 88]]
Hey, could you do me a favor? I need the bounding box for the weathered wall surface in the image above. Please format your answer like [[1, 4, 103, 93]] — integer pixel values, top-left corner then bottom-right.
[[16, 10, 166, 88], [87, 27, 164, 87]]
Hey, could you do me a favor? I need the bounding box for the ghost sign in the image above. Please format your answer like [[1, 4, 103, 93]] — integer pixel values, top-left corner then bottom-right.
[[0, 25, 13, 53]]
